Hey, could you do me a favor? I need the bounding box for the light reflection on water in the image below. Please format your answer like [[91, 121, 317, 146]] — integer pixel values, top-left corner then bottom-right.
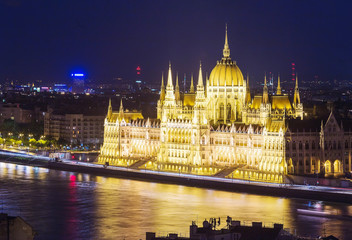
[[0, 162, 351, 240]]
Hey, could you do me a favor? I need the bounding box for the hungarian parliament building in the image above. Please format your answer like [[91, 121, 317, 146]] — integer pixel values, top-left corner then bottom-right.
[[98, 29, 351, 182]]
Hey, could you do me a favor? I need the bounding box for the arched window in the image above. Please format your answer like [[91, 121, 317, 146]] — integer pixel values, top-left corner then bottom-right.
[[227, 104, 231, 120], [312, 141, 315, 150], [219, 103, 224, 120], [305, 141, 309, 150], [292, 141, 296, 150], [299, 142, 302, 150]]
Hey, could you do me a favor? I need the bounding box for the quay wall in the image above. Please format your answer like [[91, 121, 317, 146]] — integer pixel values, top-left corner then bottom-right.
[[289, 174, 352, 188], [0, 151, 351, 204], [47, 162, 352, 204]]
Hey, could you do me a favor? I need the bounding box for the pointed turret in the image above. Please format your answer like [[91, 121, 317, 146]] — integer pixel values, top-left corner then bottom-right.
[[119, 99, 124, 120], [160, 72, 165, 101], [107, 98, 112, 120], [293, 75, 300, 107], [175, 72, 180, 101], [166, 62, 174, 89], [320, 120, 325, 150], [276, 74, 282, 95], [196, 62, 205, 102], [245, 74, 251, 104], [183, 73, 186, 93], [190, 73, 195, 93], [164, 62, 176, 106], [197, 63, 204, 88], [195, 62, 207, 122], [263, 74, 269, 104], [205, 72, 209, 97], [196, 63, 205, 101], [223, 24, 230, 58]]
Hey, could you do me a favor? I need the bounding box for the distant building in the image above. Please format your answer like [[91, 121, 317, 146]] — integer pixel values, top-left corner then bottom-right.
[[146, 217, 304, 240], [53, 84, 69, 93], [44, 107, 105, 146], [286, 112, 352, 176], [0, 103, 35, 124], [0, 213, 36, 240], [113, 77, 133, 93], [71, 73, 85, 94], [0, 103, 45, 124]]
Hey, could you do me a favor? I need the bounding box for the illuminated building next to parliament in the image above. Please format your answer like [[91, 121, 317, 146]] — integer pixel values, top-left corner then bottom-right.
[[99, 29, 350, 181]]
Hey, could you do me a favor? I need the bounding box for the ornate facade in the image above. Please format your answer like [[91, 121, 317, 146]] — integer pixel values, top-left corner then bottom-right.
[[286, 112, 352, 177], [99, 28, 311, 182]]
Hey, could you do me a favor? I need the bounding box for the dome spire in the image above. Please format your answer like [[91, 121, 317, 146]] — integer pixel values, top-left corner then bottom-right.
[[223, 24, 230, 58]]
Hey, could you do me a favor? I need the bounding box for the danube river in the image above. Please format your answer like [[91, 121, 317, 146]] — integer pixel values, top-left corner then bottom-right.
[[1, 162, 351, 240]]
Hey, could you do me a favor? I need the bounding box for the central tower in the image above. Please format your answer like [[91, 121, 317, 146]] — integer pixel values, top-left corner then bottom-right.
[[207, 26, 246, 124]]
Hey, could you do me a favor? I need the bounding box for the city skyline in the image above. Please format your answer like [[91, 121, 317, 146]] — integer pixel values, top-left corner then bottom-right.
[[1, 2, 352, 239], [1, 1, 352, 84]]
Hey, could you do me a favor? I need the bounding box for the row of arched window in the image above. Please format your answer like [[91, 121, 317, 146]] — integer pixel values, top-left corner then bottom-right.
[[287, 140, 351, 151]]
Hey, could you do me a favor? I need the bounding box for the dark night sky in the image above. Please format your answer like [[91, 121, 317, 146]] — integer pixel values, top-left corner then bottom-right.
[[1, 0, 352, 85]]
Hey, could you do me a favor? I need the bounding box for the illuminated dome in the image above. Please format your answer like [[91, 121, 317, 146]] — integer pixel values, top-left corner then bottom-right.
[[209, 59, 244, 86], [209, 25, 244, 86]]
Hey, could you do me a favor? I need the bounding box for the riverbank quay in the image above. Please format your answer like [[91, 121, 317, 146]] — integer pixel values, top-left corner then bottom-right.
[[47, 161, 352, 203], [0, 149, 49, 167], [1, 149, 352, 203]]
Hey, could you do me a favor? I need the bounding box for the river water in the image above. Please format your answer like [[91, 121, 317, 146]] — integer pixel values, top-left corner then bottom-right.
[[0, 162, 351, 240]]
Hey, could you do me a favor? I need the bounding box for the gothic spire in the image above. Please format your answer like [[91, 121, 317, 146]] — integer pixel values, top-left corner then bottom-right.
[[160, 72, 165, 101], [293, 74, 301, 106], [276, 73, 282, 95], [263, 74, 269, 104], [205, 72, 209, 97], [197, 62, 203, 87], [190, 73, 195, 93], [119, 98, 124, 120], [166, 62, 174, 89], [245, 74, 251, 104], [164, 62, 176, 104], [107, 98, 112, 119], [175, 72, 180, 101], [195, 62, 206, 103]]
